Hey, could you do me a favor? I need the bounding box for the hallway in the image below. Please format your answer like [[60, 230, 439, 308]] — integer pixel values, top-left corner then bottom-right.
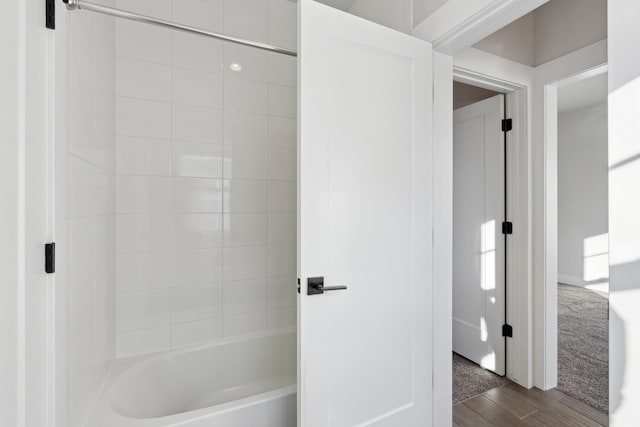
[[453, 382, 608, 426]]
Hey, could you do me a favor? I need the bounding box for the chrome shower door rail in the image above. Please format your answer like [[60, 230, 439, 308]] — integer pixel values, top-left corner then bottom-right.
[[62, 0, 298, 57]]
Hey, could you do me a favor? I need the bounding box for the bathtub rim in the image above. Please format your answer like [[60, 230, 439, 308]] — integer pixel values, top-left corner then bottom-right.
[[87, 328, 296, 426]]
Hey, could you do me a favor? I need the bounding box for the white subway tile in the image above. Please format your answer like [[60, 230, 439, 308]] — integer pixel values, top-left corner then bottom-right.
[[116, 0, 172, 19], [172, 318, 223, 348], [116, 176, 172, 213], [116, 289, 172, 332], [171, 284, 223, 323], [269, 0, 296, 23], [269, 116, 296, 150], [223, 213, 268, 247], [268, 244, 296, 278], [172, 178, 223, 213], [172, 67, 223, 108], [116, 20, 172, 64], [268, 52, 296, 87], [117, 326, 171, 358], [116, 251, 174, 292], [268, 180, 296, 212], [68, 90, 96, 163], [66, 155, 96, 219], [223, 8, 268, 41], [116, 97, 171, 139], [172, 214, 223, 250], [223, 279, 268, 315], [223, 246, 268, 282], [268, 212, 296, 245], [268, 19, 296, 51], [223, 180, 268, 213], [223, 145, 268, 180], [116, 136, 171, 176], [172, 104, 223, 144], [116, 58, 171, 101], [224, 111, 269, 146], [224, 43, 269, 82], [269, 148, 296, 181], [268, 277, 296, 309], [224, 0, 268, 16], [269, 84, 296, 118], [172, 141, 223, 179], [223, 311, 269, 337], [172, 32, 223, 73], [172, 0, 224, 32], [224, 77, 269, 114], [171, 248, 223, 285], [268, 307, 296, 330], [116, 214, 173, 253]]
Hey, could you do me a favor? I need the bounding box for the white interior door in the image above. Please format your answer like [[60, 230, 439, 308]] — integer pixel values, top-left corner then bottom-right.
[[298, 1, 433, 426], [452, 94, 506, 376]]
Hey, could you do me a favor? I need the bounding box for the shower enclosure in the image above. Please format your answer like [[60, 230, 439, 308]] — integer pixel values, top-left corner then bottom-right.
[[62, 0, 297, 424], [57, 0, 433, 425]]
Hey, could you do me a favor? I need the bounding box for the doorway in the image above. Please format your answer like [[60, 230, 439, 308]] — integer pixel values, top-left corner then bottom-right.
[[556, 70, 609, 413], [452, 81, 510, 404]]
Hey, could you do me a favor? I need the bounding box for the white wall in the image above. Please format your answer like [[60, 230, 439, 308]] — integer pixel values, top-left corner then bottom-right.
[[0, 0, 23, 424], [474, 12, 534, 66], [452, 81, 500, 110], [557, 103, 608, 287], [348, 0, 412, 33], [533, 0, 607, 66], [474, 0, 607, 67], [113, 0, 297, 358], [65, 3, 117, 426], [608, 1, 640, 423]]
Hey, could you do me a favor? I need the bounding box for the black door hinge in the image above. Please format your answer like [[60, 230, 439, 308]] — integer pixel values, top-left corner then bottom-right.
[[46, 0, 55, 29], [502, 119, 513, 132], [45, 243, 56, 273], [297, 278, 300, 294], [502, 221, 513, 235], [502, 324, 513, 338]]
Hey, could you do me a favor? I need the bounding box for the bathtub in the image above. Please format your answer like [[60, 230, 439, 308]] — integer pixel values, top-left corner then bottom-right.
[[88, 331, 296, 426]]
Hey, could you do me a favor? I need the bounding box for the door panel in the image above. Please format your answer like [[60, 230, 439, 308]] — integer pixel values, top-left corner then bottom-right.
[[453, 94, 505, 375], [298, 1, 433, 425]]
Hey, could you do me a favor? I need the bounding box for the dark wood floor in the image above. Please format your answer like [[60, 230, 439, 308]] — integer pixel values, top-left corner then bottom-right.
[[453, 382, 608, 426]]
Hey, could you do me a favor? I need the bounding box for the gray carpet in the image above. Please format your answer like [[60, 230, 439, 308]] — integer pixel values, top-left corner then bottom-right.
[[557, 283, 609, 413], [453, 353, 509, 404]]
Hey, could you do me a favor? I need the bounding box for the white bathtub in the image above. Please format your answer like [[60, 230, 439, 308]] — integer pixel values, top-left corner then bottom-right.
[[88, 331, 296, 426]]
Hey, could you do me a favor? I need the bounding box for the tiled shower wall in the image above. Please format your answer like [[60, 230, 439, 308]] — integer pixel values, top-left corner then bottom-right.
[[65, 3, 116, 426], [114, 0, 297, 357]]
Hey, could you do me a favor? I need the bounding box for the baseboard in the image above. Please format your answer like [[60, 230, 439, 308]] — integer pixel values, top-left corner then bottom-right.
[[557, 274, 587, 288]]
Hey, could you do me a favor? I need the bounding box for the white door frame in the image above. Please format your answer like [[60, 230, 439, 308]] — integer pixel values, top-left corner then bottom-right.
[[534, 56, 608, 390], [425, 2, 545, 424], [532, 40, 607, 389], [3, 0, 59, 425], [453, 68, 530, 388]]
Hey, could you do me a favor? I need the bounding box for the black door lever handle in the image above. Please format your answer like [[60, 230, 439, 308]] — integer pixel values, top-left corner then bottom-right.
[[307, 277, 347, 295]]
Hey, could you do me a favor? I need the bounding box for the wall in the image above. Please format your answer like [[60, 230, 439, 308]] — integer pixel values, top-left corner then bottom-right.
[[413, 0, 449, 25], [453, 81, 500, 110], [348, 0, 412, 33], [474, 0, 607, 67], [557, 103, 608, 288], [113, 0, 297, 358], [533, 0, 607, 66], [0, 0, 22, 424], [608, 0, 640, 423], [474, 12, 534, 66], [65, 2, 117, 426]]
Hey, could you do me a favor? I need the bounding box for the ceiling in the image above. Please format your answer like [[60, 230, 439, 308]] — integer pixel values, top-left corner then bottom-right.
[[558, 73, 608, 114], [316, 0, 357, 11]]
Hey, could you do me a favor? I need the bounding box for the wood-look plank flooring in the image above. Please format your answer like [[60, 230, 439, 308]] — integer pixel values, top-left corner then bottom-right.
[[453, 382, 608, 426]]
